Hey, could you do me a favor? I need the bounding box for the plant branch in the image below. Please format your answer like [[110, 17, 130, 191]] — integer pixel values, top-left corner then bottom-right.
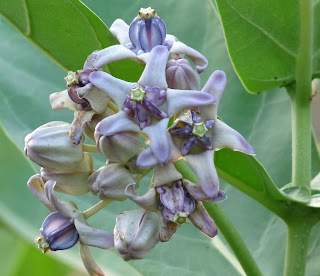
[[289, 0, 313, 189], [83, 144, 99, 154], [83, 200, 112, 219], [204, 203, 263, 276]]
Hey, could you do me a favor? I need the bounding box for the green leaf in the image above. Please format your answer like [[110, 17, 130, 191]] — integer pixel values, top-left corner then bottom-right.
[[214, 0, 299, 93], [1, 1, 320, 276]]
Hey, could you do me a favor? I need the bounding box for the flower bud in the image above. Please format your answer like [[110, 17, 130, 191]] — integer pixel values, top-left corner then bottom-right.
[[24, 122, 84, 171], [114, 209, 160, 261], [36, 212, 79, 253], [88, 164, 136, 201], [95, 131, 143, 164], [83, 112, 111, 142], [41, 153, 93, 195], [128, 7, 167, 54], [166, 59, 200, 90]]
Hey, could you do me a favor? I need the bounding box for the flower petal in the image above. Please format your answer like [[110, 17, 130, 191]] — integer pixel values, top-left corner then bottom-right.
[[125, 184, 158, 211], [138, 45, 169, 89], [183, 151, 220, 199], [212, 120, 255, 155], [44, 180, 77, 218], [96, 111, 140, 136], [156, 211, 178, 242], [200, 70, 227, 120], [89, 71, 133, 108], [74, 220, 114, 249], [189, 201, 218, 238], [49, 90, 78, 111], [79, 243, 105, 276], [153, 163, 182, 187], [69, 110, 96, 145], [166, 89, 215, 117], [110, 19, 130, 46], [83, 87, 110, 114], [27, 175, 56, 212], [84, 45, 137, 69], [142, 118, 170, 165], [183, 180, 226, 203], [169, 41, 208, 73], [136, 148, 159, 168]]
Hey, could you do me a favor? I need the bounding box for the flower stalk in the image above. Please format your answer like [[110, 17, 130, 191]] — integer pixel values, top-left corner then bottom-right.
[[83, 200, 112, 219]]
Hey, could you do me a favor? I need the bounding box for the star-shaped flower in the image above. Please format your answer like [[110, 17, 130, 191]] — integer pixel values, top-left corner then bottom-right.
[[136, 70, 255, 201], [90, 45, 215, 166]]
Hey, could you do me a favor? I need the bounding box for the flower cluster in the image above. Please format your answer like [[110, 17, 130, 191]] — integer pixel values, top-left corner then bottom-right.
[[24, 7, 254, 275]]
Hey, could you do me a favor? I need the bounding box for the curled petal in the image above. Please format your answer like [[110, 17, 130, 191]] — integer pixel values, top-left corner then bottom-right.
[[110, 19, 130, 46], [169, 41, 208, 73], [189, 201, 218, 238], [69, 110, 95, 145], [75, 220, 114, 249], [183, 151, 220, 199], [84, 45, 136, 69], [200, 70, 227, 121], [44, 181, 78, 218], [125, 184, 158, 211], [196, 135, 213, 151], [212, 120, 255, 155], [89, 71, 133, 108], [82, 87, 110, 114], [79, 243, 105, 276], [142, 118, 170, 165], [27, 175, 56, 212], [166, 88, 215, 117], [143, 98, 168, 120], [49, 90, 78, 111], [181, 136, 197, 155], [96, 111, 140, 136], [183, 180, 226, 203], [138, 45, 169, 89], [156, 211, 178, 242]]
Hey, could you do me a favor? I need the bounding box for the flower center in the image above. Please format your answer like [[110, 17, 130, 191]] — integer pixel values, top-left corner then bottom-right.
[[64, 71, 79, 87], [35, 235, 50, 253], [172, 211, 189, 225], [137, 7, 157, 19], [130, 86, 146, 103], [192, 122, 208, 138]]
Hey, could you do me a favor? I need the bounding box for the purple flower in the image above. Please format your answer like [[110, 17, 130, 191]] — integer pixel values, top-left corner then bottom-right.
[[125, 163, 220, 241], [90, 45, 215, 166], [27, 175, 114, 274], [137, 70, 255, 201], [86, 8, 208, 73]]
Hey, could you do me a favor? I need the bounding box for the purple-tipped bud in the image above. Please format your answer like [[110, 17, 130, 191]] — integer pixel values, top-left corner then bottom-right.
[[95, 131, 143, 164], [128, 7, 166, 54], [24, 122, 84, 171], [41, 153, 93, 195], [166, 59, 200, 90], [88, 164, 136, 201], [114, 209, 160, 261], [36, 212, 79, 253]]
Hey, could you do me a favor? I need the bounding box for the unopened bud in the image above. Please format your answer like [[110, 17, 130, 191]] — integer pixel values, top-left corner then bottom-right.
[[88, 164, 136, 201], [128, 8, 167, 54], [166, 59, 200, 90], [41, 153, 93, 195], [36, 212, 79, 252], [25, 122, 84, 171], [95, 131, 143, 164], [114, 209, 160, 261], [83, 112, 111, 142]]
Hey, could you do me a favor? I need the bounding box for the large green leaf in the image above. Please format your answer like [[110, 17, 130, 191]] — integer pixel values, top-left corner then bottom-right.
[[214, 0, 319, 93], [0, 1, 320, 276]]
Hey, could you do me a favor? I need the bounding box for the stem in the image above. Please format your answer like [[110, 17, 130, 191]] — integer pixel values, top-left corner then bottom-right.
[[290, 0, 313, 188], [82, 144, 99, 154], [284, 220, 312, 276], [83, 200, 112, 219], [204, 203, 263, 276]]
